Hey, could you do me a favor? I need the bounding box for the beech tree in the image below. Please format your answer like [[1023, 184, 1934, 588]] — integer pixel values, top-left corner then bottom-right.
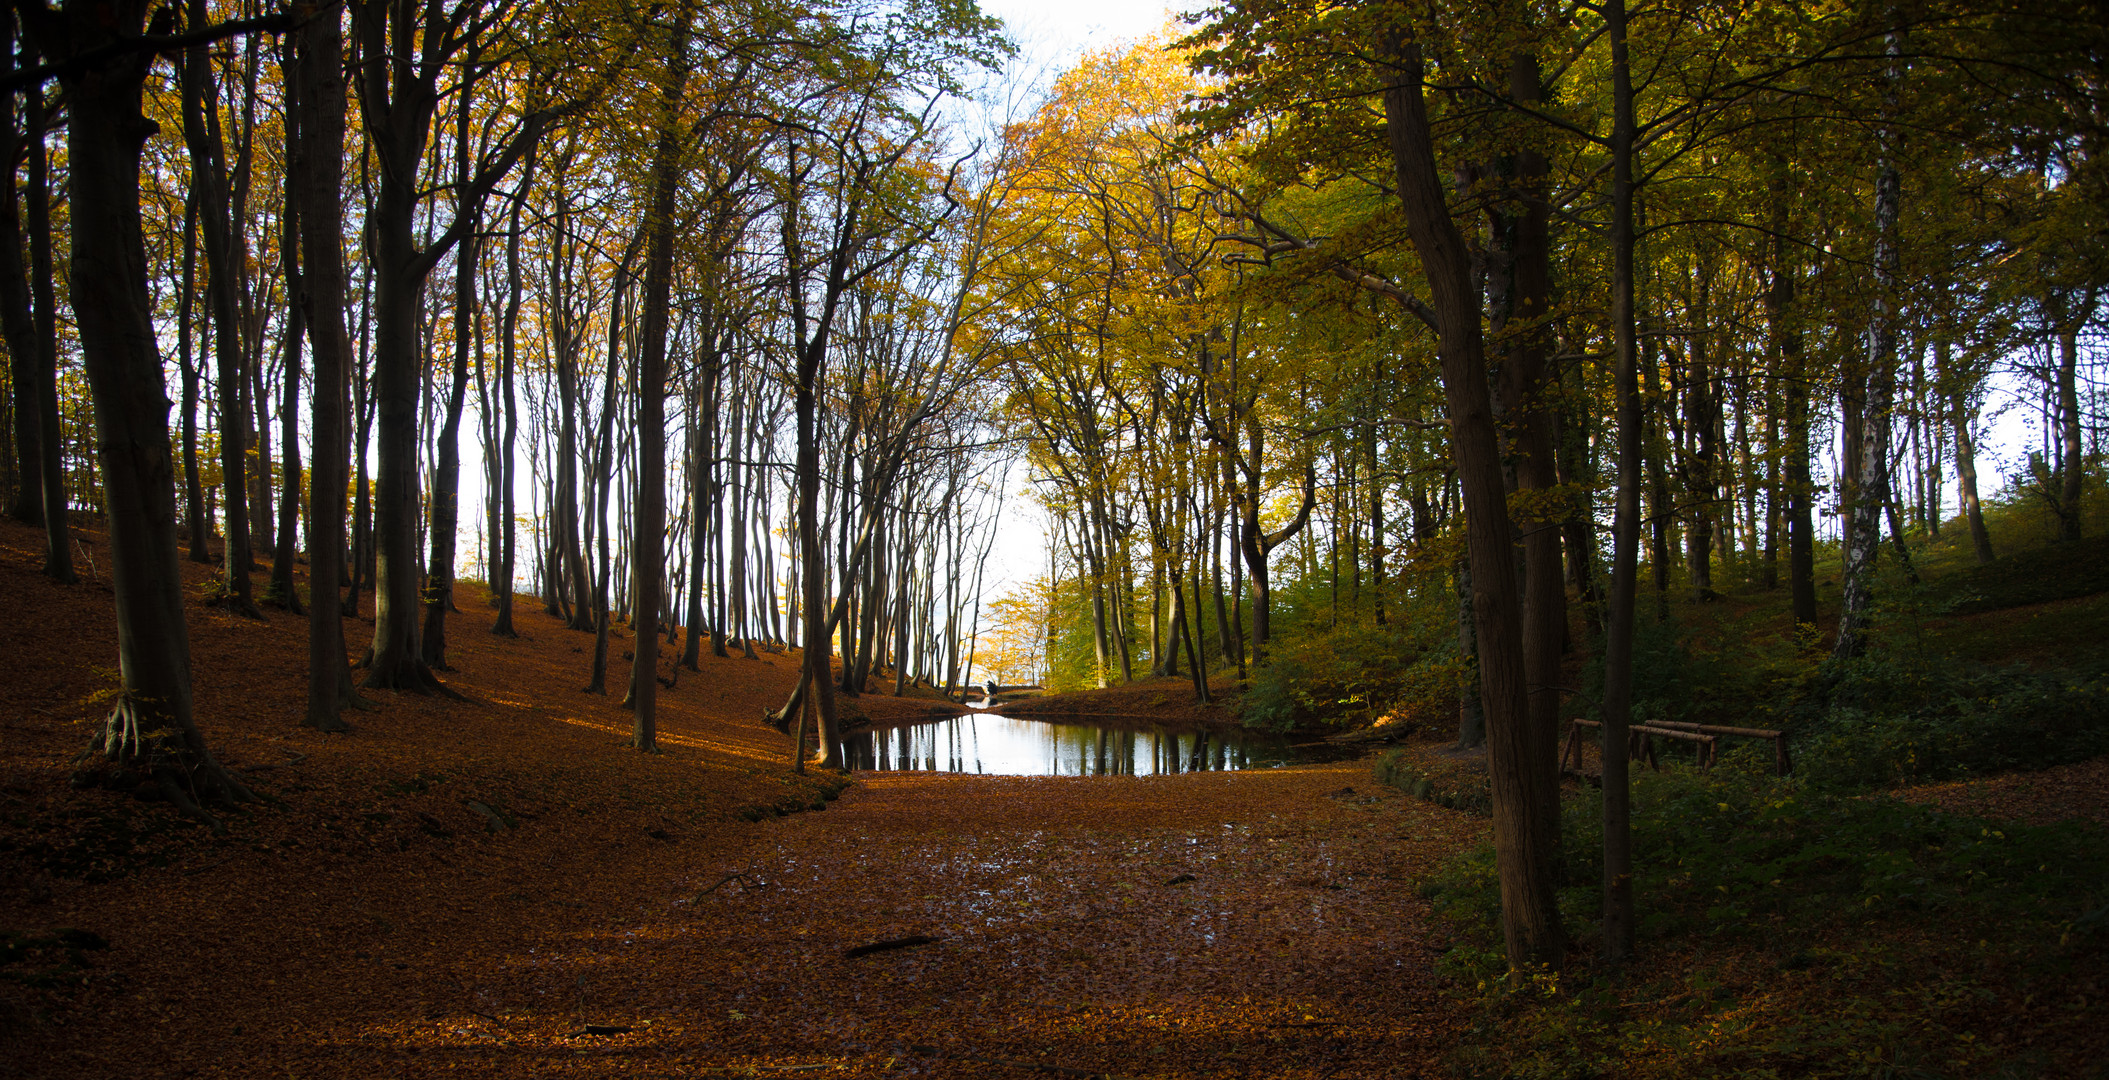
[[17, 0, 274, 825], [350, 0, 588, 691], [0, 12, 71, 583]]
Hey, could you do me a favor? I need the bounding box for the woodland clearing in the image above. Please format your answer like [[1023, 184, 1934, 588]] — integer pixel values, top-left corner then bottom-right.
[[0, 517, 1478, 1079]]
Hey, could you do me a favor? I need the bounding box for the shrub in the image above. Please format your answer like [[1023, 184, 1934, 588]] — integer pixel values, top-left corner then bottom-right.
[[1241, 621, 1464, 731], [1791, 656, 2109, 789], [1422, 767, 2109, 1078], [1573, 614, 1814, 732]]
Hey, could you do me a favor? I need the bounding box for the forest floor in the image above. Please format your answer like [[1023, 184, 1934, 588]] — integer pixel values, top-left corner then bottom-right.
[[7, 514, 2107, 1078], [0, 518, 1479, 1079]]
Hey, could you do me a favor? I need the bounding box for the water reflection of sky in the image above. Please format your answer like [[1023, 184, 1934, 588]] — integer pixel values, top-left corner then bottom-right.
[[837, 714, 1289, 776]]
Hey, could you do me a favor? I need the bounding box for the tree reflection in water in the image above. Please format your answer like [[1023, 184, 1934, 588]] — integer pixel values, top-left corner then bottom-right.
[[836, 714, 1297, 775]]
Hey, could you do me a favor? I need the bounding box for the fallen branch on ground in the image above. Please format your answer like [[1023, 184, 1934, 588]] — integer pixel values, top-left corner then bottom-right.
[[844, 935, 938, 958]]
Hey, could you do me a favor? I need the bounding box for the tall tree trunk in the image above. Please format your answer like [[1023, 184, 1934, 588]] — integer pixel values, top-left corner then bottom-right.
[[1834, 29, 1904, 662], [1779, 305, 1818, 631], [1486, 50, 1566, 813], [27, 74, 65, 582], [1597, 0, 1642, 964], [269, 202, 305, 612], [1643, 340, 1673, 619], [348, 327, 373, 618], [1946, 340, 1995, 564], [490, 184, 526, 636], [31, 0, 254, 824], [2055, 307, 2091, 542], [729, 380, 757, 659], [293, 0, 354, 731], [1683, 314, 1719, 601], [353, 0, 549, 691], [1, 16, 40, 529], [1556, 362, 1602, 618], [1378, 31, 1562, 970], [585, 241, 627, 694], [361, 177, 433, 685], [1453, 556, 1484, 749], [686, 338, 721, 666], [174, 194, 213, 563], [269, 101, 304, 612], [421, 86, 479, 670], [2, 35, 71, 580], [180, 17, 256, 615], [1236, 425, 1315, 664], [626, 16, 690, 751]]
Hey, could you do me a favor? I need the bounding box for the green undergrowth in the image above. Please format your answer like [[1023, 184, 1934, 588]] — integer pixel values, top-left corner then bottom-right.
[[1791, 655, 2109, 789], [1241, 619, 1463, 731], [1919, 533, 2109, 616], [1423, 765, 2109, 1078]]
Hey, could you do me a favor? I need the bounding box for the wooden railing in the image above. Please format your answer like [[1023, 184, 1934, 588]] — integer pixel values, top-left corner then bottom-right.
[[1562, 718, 1791, 776]]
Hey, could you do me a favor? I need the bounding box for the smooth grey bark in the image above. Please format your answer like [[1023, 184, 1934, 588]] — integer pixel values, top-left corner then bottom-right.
[[292, 0, 354, 731]]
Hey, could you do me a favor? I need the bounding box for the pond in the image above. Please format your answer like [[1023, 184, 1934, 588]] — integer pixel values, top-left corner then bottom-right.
[[836, 712, 1310, 776]]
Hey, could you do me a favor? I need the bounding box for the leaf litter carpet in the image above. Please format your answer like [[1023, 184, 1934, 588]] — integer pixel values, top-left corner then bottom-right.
[[0, 519, 1478, 1078]]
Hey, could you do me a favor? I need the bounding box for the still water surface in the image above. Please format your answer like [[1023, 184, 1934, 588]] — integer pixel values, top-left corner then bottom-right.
[[837, 712, 1298, 776]]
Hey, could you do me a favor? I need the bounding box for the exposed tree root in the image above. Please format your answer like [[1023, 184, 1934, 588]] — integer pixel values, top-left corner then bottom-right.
[[80, 695, 256, 833], [360, 655, 468, 701]]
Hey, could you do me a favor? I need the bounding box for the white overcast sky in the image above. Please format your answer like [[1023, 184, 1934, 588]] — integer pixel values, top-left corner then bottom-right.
[[979, 0, 1183, 68]]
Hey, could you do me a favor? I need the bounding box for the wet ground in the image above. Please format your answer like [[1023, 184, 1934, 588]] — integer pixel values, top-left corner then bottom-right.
[[509, 764, 1484, 1078], [837, 712, 1332, 776]]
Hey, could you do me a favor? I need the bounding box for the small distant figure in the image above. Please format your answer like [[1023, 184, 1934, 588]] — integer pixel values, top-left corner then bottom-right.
[[982, 679, 998, 707]]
